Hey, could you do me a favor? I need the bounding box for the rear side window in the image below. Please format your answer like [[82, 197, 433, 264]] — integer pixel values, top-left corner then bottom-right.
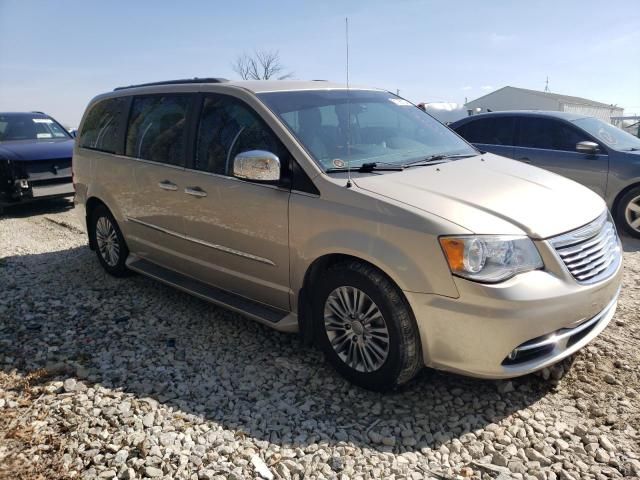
[[458, 117, 515, 145], [195, 94, 286, 176], [125, 95, 190, 165], [79, 98, 127, 153], [517, 118, 588, 151]]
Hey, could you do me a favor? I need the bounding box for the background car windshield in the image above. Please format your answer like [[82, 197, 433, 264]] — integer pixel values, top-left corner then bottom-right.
[[0, 113, 70, 141], [258, 90, 476, 170], [573, 117, 640, 151]]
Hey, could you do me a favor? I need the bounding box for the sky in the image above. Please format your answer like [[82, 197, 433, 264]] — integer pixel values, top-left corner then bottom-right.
[[1, 0, 639, 127]]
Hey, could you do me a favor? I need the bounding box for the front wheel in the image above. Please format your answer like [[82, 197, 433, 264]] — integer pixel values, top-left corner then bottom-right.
[[617, 186, 640, 239], [90, 205, 131, 276], [313, 261, 423, 391]]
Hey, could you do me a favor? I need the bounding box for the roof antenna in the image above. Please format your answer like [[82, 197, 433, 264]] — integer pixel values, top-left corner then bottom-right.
[[345, 17, 352, 188]]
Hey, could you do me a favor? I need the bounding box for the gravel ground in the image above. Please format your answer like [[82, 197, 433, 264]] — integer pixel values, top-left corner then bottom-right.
[[1, 199, 639, 480]]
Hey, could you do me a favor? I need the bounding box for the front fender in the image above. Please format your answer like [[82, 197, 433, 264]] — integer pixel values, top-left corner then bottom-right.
[[289, 190, 463, 309]]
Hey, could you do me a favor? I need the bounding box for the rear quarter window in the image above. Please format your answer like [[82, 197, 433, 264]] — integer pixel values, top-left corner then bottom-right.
[[79, 98, 128, 154]]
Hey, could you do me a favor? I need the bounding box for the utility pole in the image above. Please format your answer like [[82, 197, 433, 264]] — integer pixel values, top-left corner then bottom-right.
[[544, 76, 550, 92]]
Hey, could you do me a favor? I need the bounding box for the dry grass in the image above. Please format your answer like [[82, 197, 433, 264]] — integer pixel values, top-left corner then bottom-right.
[[0, 370, 72, 480]]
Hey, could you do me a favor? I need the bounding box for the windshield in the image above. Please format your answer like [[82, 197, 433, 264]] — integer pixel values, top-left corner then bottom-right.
[[258, 90, 477, 171], [0, 113, 71, 142], [572, 117, 640, 151]]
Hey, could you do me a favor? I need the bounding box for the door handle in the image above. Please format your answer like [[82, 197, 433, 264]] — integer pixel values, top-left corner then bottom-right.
[[184, 186, 207, 198], [518, 157, 532, 164], [158, 180, 178, 191]]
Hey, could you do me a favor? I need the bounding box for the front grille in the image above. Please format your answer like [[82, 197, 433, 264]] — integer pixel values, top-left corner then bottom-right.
[[549, 212, 621, 284]]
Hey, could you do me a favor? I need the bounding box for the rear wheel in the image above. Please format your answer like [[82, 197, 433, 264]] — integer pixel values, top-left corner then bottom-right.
[[90, 205, 131, 276], [617, 186, 640, 238], [313, 261, 422, 391]]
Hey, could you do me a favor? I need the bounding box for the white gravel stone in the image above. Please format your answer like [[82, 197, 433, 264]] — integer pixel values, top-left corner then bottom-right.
[[250, 455, 274, 480], [1, 199, 639, 480]]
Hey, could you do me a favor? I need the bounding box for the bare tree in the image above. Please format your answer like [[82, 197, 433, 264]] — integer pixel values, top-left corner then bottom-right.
[[232, 50, 293, 80]]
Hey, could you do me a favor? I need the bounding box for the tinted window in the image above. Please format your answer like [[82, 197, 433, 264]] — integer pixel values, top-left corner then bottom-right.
[[79, 98, 127, 153], [195, 95, 286, 176], [518, 118, 588, 151], [125, 95, 190, 165], [458, 117, 515, 145]]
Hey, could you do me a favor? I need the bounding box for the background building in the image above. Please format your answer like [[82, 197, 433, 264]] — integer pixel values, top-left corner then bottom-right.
[[465, 86, 623, 123], [418, 102, 468, 124]]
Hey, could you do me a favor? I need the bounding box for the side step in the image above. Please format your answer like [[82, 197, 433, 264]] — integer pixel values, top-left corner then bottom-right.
[[126, 257, 298, 332]]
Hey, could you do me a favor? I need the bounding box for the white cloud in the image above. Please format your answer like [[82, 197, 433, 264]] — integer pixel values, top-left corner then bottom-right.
[[462, 86, 473, 91], [481, 85, 494, 91]]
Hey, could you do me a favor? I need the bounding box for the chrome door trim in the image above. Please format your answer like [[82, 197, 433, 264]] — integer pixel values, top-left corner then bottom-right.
[[126, 217, 276, 266]]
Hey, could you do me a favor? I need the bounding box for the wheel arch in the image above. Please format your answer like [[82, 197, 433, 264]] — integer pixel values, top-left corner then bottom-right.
[[297, 253, 411, 345], [611, 181, 640, 215], [85, 197, 110, 250]]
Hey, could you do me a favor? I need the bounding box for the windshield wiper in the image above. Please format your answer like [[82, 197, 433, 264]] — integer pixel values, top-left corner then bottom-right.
[[403, 153, 476, 168], [325, 161, 404, 173]]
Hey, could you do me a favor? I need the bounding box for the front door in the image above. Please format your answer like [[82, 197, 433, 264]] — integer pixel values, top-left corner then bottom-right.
[[513, 117, 609, 197], [178, 93, 291, 310]]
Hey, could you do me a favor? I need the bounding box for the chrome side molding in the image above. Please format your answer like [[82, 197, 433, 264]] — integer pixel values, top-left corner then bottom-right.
[[126, 217, 275, 266]]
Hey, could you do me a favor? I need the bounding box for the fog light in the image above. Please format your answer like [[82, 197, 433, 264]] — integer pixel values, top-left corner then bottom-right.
[[18, 179, 29, 189]]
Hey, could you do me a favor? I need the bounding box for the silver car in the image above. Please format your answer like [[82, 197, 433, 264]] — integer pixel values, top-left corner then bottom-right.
[[451, 111, 640, 238], [73, 79, 623, 390]]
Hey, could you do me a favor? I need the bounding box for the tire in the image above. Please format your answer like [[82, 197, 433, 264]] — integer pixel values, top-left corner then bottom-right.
[[89, 204, 131, 277], [616, 186, 640, 239], [312, 260, 423, 391]]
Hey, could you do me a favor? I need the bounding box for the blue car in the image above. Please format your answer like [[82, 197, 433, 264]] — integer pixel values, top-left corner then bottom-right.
[[0, 112, 75, 213], [451, 111, 640, 238]]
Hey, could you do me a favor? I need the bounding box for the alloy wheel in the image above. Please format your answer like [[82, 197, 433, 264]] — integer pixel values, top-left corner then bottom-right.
[[323, 286, 390, 373], [625, 194, 640, 233], [95, 216, 120, 267]]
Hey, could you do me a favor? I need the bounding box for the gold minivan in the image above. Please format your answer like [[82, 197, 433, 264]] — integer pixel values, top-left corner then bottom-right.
[[73, 78, 623, 390]]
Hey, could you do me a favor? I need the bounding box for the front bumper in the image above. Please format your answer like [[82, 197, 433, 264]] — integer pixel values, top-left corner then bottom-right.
[[405, 242, 623, 379]]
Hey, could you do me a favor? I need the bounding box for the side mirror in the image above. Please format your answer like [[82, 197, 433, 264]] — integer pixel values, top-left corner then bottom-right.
[[70, 129, 78, 138], [233, 150, 280, 182], [576, 141, 599, 154]]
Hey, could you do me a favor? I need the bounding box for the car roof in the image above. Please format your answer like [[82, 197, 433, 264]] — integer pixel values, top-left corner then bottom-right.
[[224, 80, 371, 93], [452, 110, 589, 126], [87, 79, 387, 111], [112, 78, 380, 94]]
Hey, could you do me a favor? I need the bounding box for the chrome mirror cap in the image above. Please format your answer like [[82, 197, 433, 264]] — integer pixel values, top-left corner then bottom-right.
[[233, 150, 280, 182], [576, 141, 599, 154]]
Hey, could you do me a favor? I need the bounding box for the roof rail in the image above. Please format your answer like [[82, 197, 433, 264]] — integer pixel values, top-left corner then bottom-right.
[[31, 111, 46, 114], [114, 77, 229, 91]]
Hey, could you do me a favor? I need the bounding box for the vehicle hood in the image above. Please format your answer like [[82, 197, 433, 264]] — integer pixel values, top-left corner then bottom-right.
[[352, 153, 606, 239], [0, 139, 74, 161]]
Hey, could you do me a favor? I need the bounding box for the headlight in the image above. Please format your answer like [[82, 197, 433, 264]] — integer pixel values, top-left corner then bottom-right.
[[439, 235, 543, 283]]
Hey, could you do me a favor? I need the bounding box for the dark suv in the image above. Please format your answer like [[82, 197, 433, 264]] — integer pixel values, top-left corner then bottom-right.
[[451, 111, 640, 237], [0, 112, 75, 213]]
